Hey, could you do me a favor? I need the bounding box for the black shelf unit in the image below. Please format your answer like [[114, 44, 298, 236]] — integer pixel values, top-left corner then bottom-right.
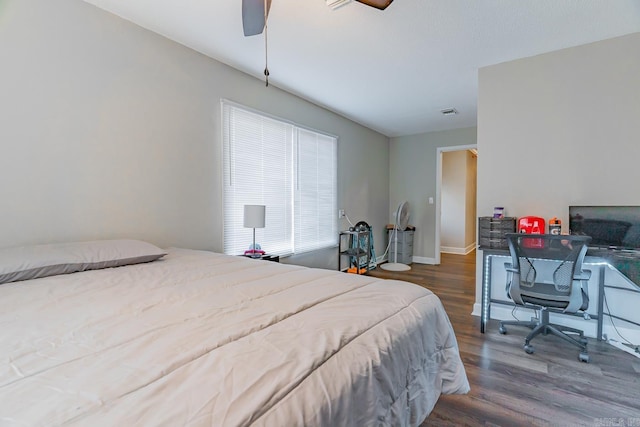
[[338, 230, 371, 274]]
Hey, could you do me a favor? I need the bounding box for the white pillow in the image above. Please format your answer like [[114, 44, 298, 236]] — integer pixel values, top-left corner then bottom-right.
[[0, 239, 167, 284]]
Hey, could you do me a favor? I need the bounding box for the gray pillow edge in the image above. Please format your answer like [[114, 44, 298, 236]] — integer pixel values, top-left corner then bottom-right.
[[0, 253, 165, 285]]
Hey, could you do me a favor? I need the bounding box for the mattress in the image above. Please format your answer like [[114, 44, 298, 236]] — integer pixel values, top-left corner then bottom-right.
[[0, 248, 469, 426]]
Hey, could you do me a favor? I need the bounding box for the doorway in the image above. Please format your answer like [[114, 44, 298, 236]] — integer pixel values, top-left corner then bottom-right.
[[435, 145, 477, 264]]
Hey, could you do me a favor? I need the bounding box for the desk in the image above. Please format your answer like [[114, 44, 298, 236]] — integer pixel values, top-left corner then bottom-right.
[[480, 249, 508, 334], [587, 248, 640, 339], [479, 248, 640, 340]]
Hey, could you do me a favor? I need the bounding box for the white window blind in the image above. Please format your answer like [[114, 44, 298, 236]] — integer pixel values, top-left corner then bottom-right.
[[294, 129, 338, 253], [222, 101, 337, 256]]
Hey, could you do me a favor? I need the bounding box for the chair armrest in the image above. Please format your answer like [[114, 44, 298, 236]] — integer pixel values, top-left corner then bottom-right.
[[574, 269, 592, 281], [504, 262, 517, 274]]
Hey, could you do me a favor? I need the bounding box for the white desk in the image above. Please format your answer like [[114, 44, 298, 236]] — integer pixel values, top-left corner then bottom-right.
[[479, 248, 640, 341]]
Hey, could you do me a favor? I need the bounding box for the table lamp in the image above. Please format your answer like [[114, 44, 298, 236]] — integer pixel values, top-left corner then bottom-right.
[[243, 205, 266, 258]]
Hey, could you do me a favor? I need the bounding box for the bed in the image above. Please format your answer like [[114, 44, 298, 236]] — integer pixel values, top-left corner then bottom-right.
[[0, 240, 469, 426]]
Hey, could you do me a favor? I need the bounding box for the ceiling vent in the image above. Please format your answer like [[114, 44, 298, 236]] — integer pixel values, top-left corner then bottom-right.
[[327, 0, 353, 10], [440, 108, 459, 116]]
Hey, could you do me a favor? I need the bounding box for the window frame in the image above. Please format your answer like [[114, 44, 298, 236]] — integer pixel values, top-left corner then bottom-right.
[[221, 99, 338, 257]]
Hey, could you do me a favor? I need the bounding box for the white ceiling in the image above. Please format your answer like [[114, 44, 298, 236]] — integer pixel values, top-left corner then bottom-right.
[[82, 0, 640, 137]]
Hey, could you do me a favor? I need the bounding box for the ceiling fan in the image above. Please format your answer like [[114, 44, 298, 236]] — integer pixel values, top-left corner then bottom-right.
[[241, 0, 393, 86], [326, 0, 394, 11], [242, 0, 394, 37]]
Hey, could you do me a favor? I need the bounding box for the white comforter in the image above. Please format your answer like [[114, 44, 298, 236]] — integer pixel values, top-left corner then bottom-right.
[[0, 249, 468, 426]]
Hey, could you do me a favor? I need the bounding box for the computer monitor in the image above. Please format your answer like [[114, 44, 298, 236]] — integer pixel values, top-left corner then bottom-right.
[[569, 206, 640, 250]]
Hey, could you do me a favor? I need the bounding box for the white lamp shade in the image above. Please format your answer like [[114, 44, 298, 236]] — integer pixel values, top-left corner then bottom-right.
[[243, 205, 266, 228]]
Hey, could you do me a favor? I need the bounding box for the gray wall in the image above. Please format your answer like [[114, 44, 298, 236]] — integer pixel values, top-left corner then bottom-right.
[[0, 0, 390, 270], [476, 32, 640, 305], [389, 127, 477, 262]]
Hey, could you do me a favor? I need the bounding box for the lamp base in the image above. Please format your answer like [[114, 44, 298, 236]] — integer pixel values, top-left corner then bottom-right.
[[246, 229, 262, 258], [244, 249, 264, 259]]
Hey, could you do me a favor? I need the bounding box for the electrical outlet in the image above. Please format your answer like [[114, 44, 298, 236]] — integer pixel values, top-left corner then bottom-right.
[[338, 209, 345, 219]]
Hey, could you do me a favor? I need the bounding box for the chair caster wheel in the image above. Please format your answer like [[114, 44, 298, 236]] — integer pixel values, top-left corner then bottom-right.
[[579, 352, 590, 363], [498, 326, 507, 335], [524, 344, 535, 354]]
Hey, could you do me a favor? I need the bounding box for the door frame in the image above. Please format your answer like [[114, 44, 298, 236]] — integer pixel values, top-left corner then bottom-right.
[[435, 144, 477, 264]]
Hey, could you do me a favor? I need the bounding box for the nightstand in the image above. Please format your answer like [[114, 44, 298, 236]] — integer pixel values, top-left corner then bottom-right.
[[242, 254, 280, 262]]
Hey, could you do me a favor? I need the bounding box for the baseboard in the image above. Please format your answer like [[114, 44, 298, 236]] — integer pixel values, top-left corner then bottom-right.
[[471, 303, 482, 317], [441, 243, 476, 255], [376, 255, 435, 266], [440, 246, 463, 255], [601, 319, 640, 348], [412, 256, 437, 265], [607, 339, 640, 359]]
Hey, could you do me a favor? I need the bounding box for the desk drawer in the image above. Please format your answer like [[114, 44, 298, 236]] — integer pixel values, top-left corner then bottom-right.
[[479, 237, 509, 249], [478, 217, 516, 249], [479, 217, 516, 231]]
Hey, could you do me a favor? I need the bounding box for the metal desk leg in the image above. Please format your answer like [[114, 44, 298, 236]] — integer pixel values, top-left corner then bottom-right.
[[481, 252, 493, 334], [598, 266, 605, 341]]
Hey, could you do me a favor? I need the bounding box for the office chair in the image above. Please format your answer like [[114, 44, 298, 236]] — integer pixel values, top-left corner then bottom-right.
[[499, 233, 592, 363]]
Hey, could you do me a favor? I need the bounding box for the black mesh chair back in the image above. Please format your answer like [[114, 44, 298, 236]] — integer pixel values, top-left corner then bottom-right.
[[505, 233, 591, 312], [500, 233, 593, 362]]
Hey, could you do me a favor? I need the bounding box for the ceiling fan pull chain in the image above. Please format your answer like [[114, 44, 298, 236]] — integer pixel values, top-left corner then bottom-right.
[[264, 0, 269, 87]]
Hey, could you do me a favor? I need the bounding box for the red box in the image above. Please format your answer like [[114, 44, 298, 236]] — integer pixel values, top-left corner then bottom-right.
[[518, 216, 545, 234], [518, 216, 545, 248]]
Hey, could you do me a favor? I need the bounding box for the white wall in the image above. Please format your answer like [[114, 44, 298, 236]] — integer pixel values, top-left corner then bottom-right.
[[476, 33, 640, 339], [0, 0, 390, 270], [478, 33, 640, 227], [441, 150, 477, 254], [441, 151, 467, 250], [389, 127, 477, 262], [465, 151, 477, 249]]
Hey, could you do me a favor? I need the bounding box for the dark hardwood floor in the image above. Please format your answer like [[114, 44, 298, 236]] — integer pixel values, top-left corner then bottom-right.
[[368, 251, 640, 426]]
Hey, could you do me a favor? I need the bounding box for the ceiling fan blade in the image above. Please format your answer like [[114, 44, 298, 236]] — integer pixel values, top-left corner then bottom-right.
[[242, 0, 272, 37], [355, 0, 393, 10]]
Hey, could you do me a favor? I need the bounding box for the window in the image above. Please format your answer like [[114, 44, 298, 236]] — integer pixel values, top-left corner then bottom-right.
[[222, 100, 337, 256]]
